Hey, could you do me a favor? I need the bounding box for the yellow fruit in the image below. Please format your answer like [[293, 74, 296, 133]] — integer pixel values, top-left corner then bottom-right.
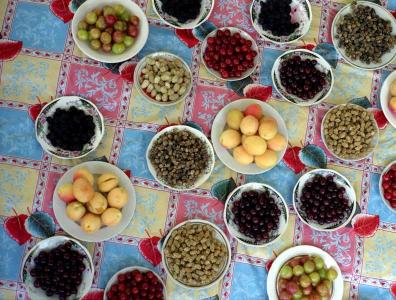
[[101, 208, 122, 226], [66, 201, 86, 221], [255, 150, 278, 169], [267, 133, 287, 151], [233, 146, 254, 165], [226, 109, 244, 130], [259, 118, 278, 140], [86, 192, 108, 214], [72, 178, 94, 203], [389, 96, 396, 113], [240, 116, 259, 136], [97, 173, 119, 193], [73, 168, 94, 185], [242, 135, 267, 156], [219, 129, 241, 149], [107, 187, 128, 209], [241, 134, 247, 144], [80, 213, 101, 233], [391, 81, 396, 96]]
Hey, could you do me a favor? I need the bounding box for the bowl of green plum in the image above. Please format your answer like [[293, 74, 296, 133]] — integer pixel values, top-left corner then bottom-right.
[[72, 0, 149, 63]]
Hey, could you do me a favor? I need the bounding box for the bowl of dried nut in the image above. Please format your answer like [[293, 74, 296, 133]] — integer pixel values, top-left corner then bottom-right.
[[161, 219, 231, 289], [321, 103, 379, 161]]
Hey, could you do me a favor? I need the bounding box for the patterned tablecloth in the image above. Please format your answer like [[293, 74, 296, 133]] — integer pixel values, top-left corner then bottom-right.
[[1, 0, 396, 299]]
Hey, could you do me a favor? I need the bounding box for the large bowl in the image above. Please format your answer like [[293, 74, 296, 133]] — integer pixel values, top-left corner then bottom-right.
[[224, 182, 289, 248], [22, 236, 94, 300], [161, 219, 231, 290], [271, 49, 334, 106], [293, 169, 357, 232], [379, 160, 396, 213], [35, 96, 104, 160], [211, 99, 288, 175], [146, 125, 215, 191], [53, 161, 136, 242], [331, 1, 396, 70], [267, 245, 343, 300], [250, 0, 312, 44], [152, 0, 214, 29], [380, 70, 396, 128], [133, 52, 192, 106], [71, 0, 149, 63]]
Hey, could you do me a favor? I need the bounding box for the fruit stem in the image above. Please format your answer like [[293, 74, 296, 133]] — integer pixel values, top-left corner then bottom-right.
[[144, 229, 151, 238], [11, 207, 23, 230], [36, 96, 42, 105], [27, 206, 32, 216]]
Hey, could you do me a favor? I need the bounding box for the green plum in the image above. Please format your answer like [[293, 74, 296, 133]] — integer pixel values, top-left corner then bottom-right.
[[120, 11, 130, 21], [318, 268, 326, 279], [96, 16, 107, 30], [293, 265, 304, 276], [309, 272, 320, 284], [114, 4, 126, 16], [103, 6, 115, 16], [326, 268, 338, 281], [299, 275, 311, 288], [89, 28, 101, 40], [313, 256, 324, 270], [280, 265, 293, 279], [85, 11, 97, 25], [112, 42, 126, 54], [90, 39, 101, 50], [77, 29, 89, 41], [303, 260, 315, 274], [123, 35, 134, 47], [100, 32, 112, 44], [78, 20, 88, 30], [292, 289, 303, 300]]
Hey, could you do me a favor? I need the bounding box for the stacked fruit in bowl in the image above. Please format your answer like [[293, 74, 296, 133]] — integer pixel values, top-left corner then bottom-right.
[[380, 161, 396, 211]]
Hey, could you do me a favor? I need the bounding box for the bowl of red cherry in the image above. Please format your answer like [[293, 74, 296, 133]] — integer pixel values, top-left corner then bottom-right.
[[271, 49, 334, 106], [104, 266, 166, 300], [224, 182, 289, 247], [201, 27, 259, 81], [379, 160, 396, 212], [293, 169, 356, 231]]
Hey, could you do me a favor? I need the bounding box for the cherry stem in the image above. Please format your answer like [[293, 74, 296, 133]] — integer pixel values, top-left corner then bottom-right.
[[145, 229, 151, 238], [11, 208, 24, 231], [36, 96, 41, 105], [27, 206, 32, 215]]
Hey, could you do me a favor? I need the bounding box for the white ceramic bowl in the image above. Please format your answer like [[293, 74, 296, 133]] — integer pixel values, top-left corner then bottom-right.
[[146, 125, 215, 191], [53, 161, 136, 242], [331, 1, 396, 70], [271, 49, 334, 106], [35, 96, 104, 160], [161, 219, 231, 290], [152, 0, 214, 29], [22, 236, 94, 300], [133, 52, 192, 106], [267, 245, 343, 300], [71, 0, 149, 63], [293, 169, 356, 232], [104, 266, 167, 300], [380, 70, 396, 128], [250, 0, 312, 44], [224, 182, 289, 248], [379, 160, 396, 213], [211, 99, 288, 175], [201, 27, 259, 81], [321, 103, 379, 161]]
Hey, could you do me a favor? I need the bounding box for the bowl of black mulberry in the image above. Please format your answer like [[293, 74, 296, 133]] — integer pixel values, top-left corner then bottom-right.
[[35, 96, 105, 159], [152, 0, 214, 29], [271, 49, 334, 106], [293, 169, 357, 232], [250, 0, 312, 44], [224, 182, 289, 247]]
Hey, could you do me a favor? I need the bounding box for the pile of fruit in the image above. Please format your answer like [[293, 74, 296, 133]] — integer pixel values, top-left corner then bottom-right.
[[58, 168, 128, 233], [77, 4, 140, 54], [278, 255, 338, 300], [381, 162, 396, 209], [388, 80, 396, 114], [219, 104, 287, 169]]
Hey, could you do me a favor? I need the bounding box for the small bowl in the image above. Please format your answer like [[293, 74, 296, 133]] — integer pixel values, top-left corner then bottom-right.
[[379, 160, 396, 212], [267, 245, 343, 300], [152, 0, 214, 29], [331, 1, 396, 70], [201, 27, 259, 81], [104, 266, 166, 300], [22, 236, 94, 300], [293, 169, 357, 232], [146, 125, 215, 191], [250, 0, 312, 44], [224, 182, 289, 247], [161, 219, 231, 289], [271, 49, 334, 106], [53, 161, 136, 242], [35, 96, 104, 160], [380, 70, 396, 128], [71, 0, 149, 63], [211, 99, 288, 175], [321, 103, 379, 161], [133, 52, 192, 106]]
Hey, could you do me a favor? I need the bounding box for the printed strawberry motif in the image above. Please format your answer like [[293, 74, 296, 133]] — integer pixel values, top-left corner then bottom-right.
[[50, 0, 74, 23], [243, 84, 272, 102], [390, 282, 396, 299], [391, 10, 396, 19], [0, 39, 23, 61], [28, 102, 47, 121], [175, 29, 200, 48], [81, 289, 104, 300], [351, 214, 379, 238], [119, 61, 136, 82], [4, 213, 31, 245], [123, 169, 131, 178], [138, 236, 162, 266], [368, 108, 388, 130], [283, 146, 305, 174], [265, 259, 274, 272], [300, 44, 315, 51]]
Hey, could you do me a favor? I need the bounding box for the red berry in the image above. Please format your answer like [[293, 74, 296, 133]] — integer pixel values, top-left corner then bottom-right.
[[391, 164, 396, 171], [224, 29, 231, 36], [118, 283, 126, 291], [104, 15, 117, 26], [227, 49, 233, 55], [111, 285, 118, 292], [246, 54, 253, 61], [216, 30, 223, 37], [118, 274, 125, 282], [119, 293, 127, 300], [242, 45, 249, 52], [135, 273, 143, 282], [132, 287, 139, 294], [207, 37, 215, 44], [390, 201, 396, 208], [107, 291, 113, 298], [246, 40, 252, 47], [385, 192, 392, 200]]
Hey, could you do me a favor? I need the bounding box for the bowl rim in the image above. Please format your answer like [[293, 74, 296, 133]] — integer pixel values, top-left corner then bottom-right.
[[34, 96, 105, 160], [151, 0, 215, 29], [249, 0, 313, 45], [379, 69, 396, 128], [133, 51, 193, 106], [223, 182, 290, 248], [271, 48, 334, 107], [320, 103, 380, 162], [146, 125, 215, 191], [292, 168, 357, 232], [71, 0, 149, 63], [160, 218, 232, 290], [331, 0, 396, 71], [200, 26, 260, 82], [379, 160, 396, 213]]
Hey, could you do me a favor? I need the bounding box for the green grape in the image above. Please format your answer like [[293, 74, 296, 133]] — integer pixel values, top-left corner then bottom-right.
[[292, 289, 303, 300], [293, 265, 304, 276], [299, 275, 311, 288], [309, 272, 320, 284], [96, 16, 107, 30], [318, 268, 326, 279], [326, 267, 338, 281], [89, 28, 101, 40], [85, 11, 97, 25], [90, 39, 101, 50], [78, 20, 88, 30], [112, 42, 126, 54], [313, 256, 324, 270], [123, 35, 134, 47], [114, 4, 126, 16], [303, 260, 315, 274], [100, 32, 112, 44], [103, 6, 115, 16], [77, 29, 89, 41], [280, 265, 293, 279]]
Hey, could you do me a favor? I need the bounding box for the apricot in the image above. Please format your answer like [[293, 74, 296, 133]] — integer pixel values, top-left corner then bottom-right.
[[240, 116, 259, 136], [244, 104, 262, 119], [220, 129, 241, 149], [66, 201, 86, 221], [80, 213, 101, 233], [267, 133, 287, 151], [259, 118, 278, 140], [73, 178, 94, 203], [101, 208, 122, 226], [241, 134, 247, 144], [226, 109, 244, 130], [242, 135, 267, 156], [389, 96, 396, 113], [107, 187, 128, 209], [391, 81, 396, 96], [73, 168, 94, 185], [233, 146, 254, 165], [255, 150, 278, 169], [87, 192, 108, 214], [57, 183, 75, 203], [97, 173, 119, 193]]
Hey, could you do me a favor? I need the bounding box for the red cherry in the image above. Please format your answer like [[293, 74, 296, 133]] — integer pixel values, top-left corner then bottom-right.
[[385, 192, 393, 200], [111, 285, 118, 292], [216, 30, 223, 37], [234, 32, 241, 39], [132, 287, 139, 294], [119, 293, 128, 300], [134, 273, 143, 282], [390, 201, 396, 208], [245, 40, 252, 47], [107, 291, 114, 298], [118, 274, 125, 282], [118, 283, 126, 292], [207, 37, 215, 44], [251, 50, 258, 57], [246, 54, 253, 61], [227, 49, 233, 55], [224, 29, 231, 36], [391, 164, 396, 171], [383, 182, 390, 189]]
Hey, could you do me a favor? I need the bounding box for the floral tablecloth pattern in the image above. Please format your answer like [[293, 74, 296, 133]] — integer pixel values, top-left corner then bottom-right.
[[0, 0, 396, 299]]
